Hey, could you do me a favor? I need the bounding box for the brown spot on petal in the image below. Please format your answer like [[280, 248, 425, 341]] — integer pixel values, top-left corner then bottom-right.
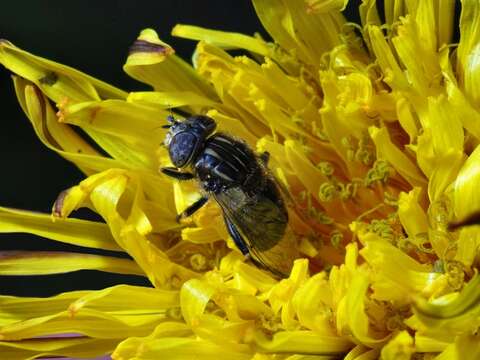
[[448, 211, 480, 231], [129, 39, 172, 55], [39, 71, 58, 86], [89, 106, 101, 123], [53, 189, 69, 217]]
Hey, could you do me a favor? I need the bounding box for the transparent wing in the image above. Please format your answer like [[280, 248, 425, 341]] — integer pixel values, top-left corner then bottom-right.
[[214, 178, 299, 277]]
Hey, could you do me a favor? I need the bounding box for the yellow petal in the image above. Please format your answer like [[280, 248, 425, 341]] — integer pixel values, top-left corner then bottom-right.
[[68, 284, 179, 316], [0, 290, 87, 326], [208, 110, 258, 147], [180, 278, 216, 327], [343, 345, 371, 360], [15, 78, 118, 175], [369, 126, 426, 187], [1, 284, 176, 340], [253, 330, 352, 354], [397, 188, 429, 240], [444, 71, 480, 142], [181, 227, 223, 244], [420, 96, 464, 201], [114, 336, 251, 360], [0, 337, 116, 360], [0, 308, 163, 340], [253, 0, 344, 65], [193, 314, 253, 352], [0, 285, 176, 327], [396, 97, 418, 143], [0, 206, 120, 251], [53, 169, 198, 287], [392, 15, 440, 96], [14, 68, 139, 179], [383, 0, 405, 25], [260, 57, 313, 112], [413, 275, 480, 333], [305, 0, 347, 14], [128, 90, 217, 109], [291, 273, 335, 334], [19, 75, 160, 183], [457, 0, 480, 107], [454, 227, 480, 268], [124, 29, 217, 101], [344, 273, 388, 347], [61, 100, 166, 146], [453, 144, 480, 220], [415, 335, 450, 353], [359, 233, 439, 301], [172, 24, 270, 56], [60, 99, 167, 170], [433, 334, 480, 360], [366, 25, 408, 89], [437, 0, 456, 46], [0, 251, 143, 276], [380, 331, 414, 360], [359, 0, 381, 27], [0, 40, 126, 103], [252, 0, 309, 64]]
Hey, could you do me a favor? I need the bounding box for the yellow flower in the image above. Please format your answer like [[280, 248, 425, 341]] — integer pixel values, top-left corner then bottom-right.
[[1, 0, 480, 359]]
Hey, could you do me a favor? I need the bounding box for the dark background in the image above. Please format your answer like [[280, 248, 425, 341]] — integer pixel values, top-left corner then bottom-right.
[[0, 1, 363, 296]]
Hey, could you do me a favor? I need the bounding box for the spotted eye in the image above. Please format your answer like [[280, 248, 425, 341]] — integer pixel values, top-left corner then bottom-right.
[[168, 132, 198, 168]]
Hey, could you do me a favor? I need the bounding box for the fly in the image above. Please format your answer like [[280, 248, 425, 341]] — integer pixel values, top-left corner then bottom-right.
[[161, 115, 298, 277]]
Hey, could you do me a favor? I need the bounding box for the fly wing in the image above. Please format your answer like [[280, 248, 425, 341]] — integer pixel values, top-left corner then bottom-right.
[[214, 179, 299, 277]]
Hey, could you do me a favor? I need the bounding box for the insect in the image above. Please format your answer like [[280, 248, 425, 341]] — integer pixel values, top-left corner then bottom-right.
[[161, 114, 298, 277]]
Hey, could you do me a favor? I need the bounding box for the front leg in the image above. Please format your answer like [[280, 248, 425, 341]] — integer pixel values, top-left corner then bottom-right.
[[176, 196, 209, 222], [223, 214, 250, 256], [161, 167, 195, 180], [260, 151, 270, 165]]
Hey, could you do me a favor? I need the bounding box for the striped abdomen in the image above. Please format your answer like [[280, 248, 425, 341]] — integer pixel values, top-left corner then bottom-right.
[[194, 133, 260, 192]]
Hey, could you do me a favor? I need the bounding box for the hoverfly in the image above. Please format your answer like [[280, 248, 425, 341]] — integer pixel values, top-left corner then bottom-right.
[[161, 115, 298, 277]]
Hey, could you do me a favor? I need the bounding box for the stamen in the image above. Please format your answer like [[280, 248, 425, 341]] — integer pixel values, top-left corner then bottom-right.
[[445, 260, 465, 291], [428, 199, 453, 230], [365, 160, 394, 186], [341, 136, 355, 161], [190, 253, 207, 271], [316, 161, 334, 176], [367, 219, 395, 242], [319, 182, 338, 202], [330, 230, 343, 248]]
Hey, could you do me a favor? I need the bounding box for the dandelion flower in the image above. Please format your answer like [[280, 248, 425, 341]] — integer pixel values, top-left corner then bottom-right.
[[1, 0, 480, 359]]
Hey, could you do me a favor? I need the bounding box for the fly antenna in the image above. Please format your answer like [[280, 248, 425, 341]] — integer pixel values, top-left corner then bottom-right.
[[166, 105, 177, 125]]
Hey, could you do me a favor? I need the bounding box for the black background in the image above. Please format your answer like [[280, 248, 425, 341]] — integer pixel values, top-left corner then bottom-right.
[[0, 1, 362, 296]]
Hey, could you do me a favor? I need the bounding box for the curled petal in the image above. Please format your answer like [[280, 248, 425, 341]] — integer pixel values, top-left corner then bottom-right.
[[124, 28, 217, 102]]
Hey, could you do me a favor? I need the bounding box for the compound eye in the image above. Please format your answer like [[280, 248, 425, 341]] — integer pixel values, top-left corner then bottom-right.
[[169, 132, 197, 167]]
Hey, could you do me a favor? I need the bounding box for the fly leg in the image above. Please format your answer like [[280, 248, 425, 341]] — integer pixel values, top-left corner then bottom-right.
[[260, 151, 270, 165], [176, 196, 209, 223], [161, 167, 195, 180], [223, 215, 250, 256]]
